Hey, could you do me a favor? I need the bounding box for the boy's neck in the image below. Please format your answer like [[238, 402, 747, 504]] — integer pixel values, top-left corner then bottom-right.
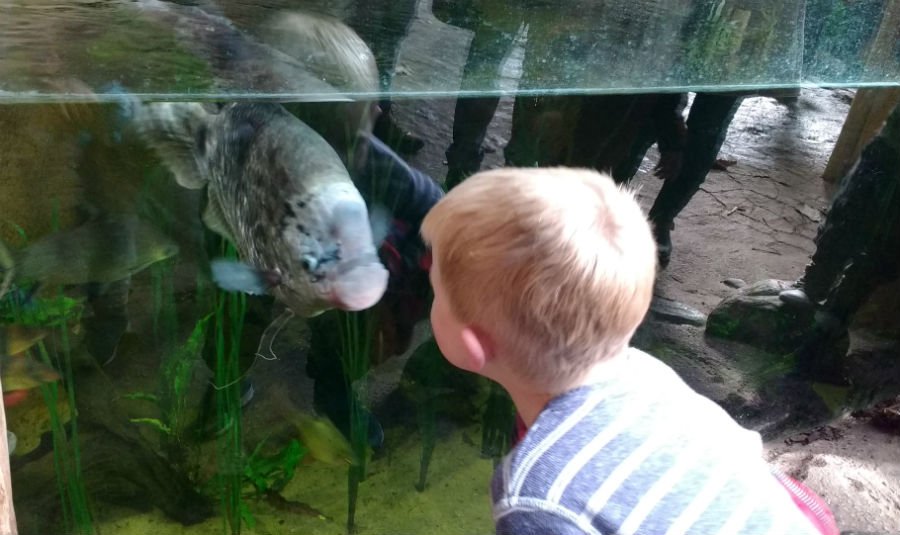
[[498, 348, 631, 428]]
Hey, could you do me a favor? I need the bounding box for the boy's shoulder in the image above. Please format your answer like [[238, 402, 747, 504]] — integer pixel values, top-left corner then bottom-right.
[[490, 348, 819, 535], [498, 348, 758, 475], [492, 349, 698, 493]]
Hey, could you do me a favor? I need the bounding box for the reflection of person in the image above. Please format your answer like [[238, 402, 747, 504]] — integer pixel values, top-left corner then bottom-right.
[[435, 0, 528, 188], [305, 129, 443, 440], [349, 0, 425, 155], [503, 93, 689, 182], [779, 102, 900, 382], [645, 91, 745, 268], [422, 167, 835, 535]]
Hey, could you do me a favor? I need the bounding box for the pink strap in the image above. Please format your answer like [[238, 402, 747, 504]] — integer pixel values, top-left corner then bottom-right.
[[772, 469, 839, 535]]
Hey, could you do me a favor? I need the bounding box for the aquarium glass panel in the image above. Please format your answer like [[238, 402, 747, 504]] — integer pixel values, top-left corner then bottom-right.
[[2, 1, 900, 535], [0, 0, 898, 102]]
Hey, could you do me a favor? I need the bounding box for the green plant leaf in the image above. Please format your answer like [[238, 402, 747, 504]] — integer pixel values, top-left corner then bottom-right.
[[129, 418, 173, 435]]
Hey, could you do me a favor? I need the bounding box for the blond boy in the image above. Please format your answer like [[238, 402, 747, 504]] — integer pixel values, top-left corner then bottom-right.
[[421, 168, 826, 535]]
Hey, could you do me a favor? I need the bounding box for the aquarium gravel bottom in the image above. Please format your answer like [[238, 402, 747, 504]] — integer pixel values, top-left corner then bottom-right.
[[95, 421, 496, 535]]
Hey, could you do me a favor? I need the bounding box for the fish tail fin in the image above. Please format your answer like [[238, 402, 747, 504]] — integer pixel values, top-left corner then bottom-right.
[[131, 101, 213, 190]]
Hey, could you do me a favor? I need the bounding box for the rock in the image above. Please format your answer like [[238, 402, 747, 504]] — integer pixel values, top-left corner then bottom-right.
[[723, 278, 746, 289], [13, 423, 214, 533], [852, 396, 900, 435], [743, 278, 792, 297], [706, 279, 814, 352], [796, 203, 823, 223], [649, 296, 707, 327], [779, 288, 815, 309]]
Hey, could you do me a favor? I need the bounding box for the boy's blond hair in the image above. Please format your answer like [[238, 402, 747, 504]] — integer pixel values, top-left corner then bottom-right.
[[422, 167, 657, 391]]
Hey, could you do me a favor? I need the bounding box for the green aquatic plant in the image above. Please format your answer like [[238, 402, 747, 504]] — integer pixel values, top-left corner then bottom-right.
[[123, 277, 211, 490], [151, 259, 179, 350], [243, 438, 306, 498], [0, 218, 28, 245], [337, 308, 376, 533], [163, 311, 212, 444], [2, 224, 94, 534], [0, 226, 83, 328], [480, 381, 516, 465], [0, 294, 84, 328], [212, 242, 248, 535], [127, 417, 173, 435], [36, 332, 95, 535], [239, 437, 339, 527]]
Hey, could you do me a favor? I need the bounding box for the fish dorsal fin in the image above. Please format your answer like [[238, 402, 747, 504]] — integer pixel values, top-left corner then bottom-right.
[[202, 192, 236, 244], [132, 102, 210, 190]]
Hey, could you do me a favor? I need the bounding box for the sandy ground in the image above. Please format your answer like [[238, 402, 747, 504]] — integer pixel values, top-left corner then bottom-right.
[[767, 408, 900, 534]]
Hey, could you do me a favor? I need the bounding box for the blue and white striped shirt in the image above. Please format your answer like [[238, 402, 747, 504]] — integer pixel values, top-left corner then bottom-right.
[[491, 349, 820, 535]]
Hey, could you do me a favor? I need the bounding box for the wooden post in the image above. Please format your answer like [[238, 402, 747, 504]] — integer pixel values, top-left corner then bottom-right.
[[0, 374, 19, 535], [823, 0, 900, 183], [823, 87, 900, 183]]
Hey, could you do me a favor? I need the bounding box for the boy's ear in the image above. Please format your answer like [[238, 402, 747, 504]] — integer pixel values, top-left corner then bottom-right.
[[460, 325, 494, 372]]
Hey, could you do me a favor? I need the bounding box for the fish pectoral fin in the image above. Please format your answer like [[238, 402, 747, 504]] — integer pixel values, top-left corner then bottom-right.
[[368, 202, 393, 248], [210, 259, 279, 296], [202, 193, 237, 244]]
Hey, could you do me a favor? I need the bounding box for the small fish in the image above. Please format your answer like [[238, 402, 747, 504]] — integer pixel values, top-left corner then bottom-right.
[[5, 384, 71, 455], [0, 325, 49, 356], [1, 352, 61, 392], [0, 214, 178, 298], [268, 383, 359, 467], [293, 413, 359, 467], [1, 324, 61, 392], [132, 101, 389, 317]]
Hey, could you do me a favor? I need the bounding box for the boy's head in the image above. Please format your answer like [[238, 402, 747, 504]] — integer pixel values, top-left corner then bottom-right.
[[422, 167, 657, 392]]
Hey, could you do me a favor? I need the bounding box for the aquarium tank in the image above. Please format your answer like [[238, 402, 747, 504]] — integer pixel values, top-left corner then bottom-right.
[[0, 0, 899, 534]]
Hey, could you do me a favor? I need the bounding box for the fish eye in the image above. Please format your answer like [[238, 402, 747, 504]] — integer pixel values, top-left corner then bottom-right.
[[300, 255, 318, 272]]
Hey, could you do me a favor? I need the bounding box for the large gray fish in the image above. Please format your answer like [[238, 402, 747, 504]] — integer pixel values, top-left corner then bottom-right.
[[131, 101, 389, 317]]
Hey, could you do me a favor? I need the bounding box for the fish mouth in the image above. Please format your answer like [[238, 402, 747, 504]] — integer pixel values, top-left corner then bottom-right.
[[327, 253, 388, 311]]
